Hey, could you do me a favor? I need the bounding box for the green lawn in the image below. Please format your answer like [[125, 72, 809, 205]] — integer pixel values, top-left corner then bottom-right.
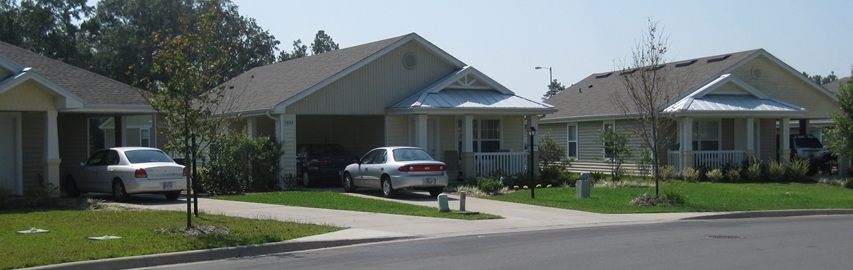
[[487, 181, 853, 213], [215, 190, 502, 220], [0, 205, 341, 270]]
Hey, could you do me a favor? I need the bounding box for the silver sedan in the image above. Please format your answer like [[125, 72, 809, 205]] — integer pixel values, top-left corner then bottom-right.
[[65, 147, 187, 201], [342, 147, 448, 198]]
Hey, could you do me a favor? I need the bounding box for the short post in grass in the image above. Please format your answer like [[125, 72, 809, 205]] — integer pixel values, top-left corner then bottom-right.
[[437, 193, 449, 212], [459, 191, 466, 211]]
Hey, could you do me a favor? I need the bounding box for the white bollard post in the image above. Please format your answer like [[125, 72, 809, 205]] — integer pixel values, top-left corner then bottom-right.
[[459, 191, 466, 211]]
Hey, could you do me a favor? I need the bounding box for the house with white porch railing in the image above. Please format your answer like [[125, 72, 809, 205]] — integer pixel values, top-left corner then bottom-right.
[[539, 49, 843, 176]]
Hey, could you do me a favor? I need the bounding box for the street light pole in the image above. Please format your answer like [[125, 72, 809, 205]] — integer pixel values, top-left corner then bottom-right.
[[535, 66, 552, 86], [528, 126, 536, 199]]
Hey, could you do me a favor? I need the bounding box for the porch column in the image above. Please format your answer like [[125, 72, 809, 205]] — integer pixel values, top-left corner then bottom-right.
[[247, 117, 257, 138], [681, 117, 694, 170], [278, 114, 297, 188], [44, 110, 61, 189], [528, 115, 540, 177], [415, 114, 428, 149], [461, 115, 475, 180], [746, 118, 755, 158], [781, 117, 790, 164]]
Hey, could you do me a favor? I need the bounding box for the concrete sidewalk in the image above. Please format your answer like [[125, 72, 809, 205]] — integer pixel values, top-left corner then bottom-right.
[[27, 190, 853, 270]]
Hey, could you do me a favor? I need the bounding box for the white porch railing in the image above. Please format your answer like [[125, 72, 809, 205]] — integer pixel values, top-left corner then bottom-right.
[[474, 152, 529, 177], [668, 150, 745, 170]]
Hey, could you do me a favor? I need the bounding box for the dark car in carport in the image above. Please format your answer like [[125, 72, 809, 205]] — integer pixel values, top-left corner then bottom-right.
[[297, 144, 359, 186]]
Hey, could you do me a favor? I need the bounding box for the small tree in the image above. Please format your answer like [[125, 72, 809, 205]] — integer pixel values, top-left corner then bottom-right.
[[538, 132, 569, 169], [594, 127, 633, 181], [613, 18, 680, 196], [824, 69, 853, 163], [542, 79, 567, 100]]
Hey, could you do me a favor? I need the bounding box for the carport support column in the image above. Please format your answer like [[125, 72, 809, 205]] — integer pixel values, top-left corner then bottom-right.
[[746, 118, 755, 158], [415, 114, 428, 149], [44, 110, 61, 189], [681, 117, 694, 171], [781, 117, 790, 164], [278, 114, 297, 187], [461, 115, 475, 180], [247, 117, 257, 138]]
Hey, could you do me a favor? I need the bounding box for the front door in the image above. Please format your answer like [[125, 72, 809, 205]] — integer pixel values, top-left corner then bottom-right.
[[0, 114, 19, 195]]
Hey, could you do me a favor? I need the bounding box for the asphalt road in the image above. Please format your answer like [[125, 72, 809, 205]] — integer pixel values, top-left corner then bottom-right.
[[137, 215, 853, 270]]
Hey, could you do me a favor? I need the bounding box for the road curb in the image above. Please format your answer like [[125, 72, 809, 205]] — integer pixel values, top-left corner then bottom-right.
[[682, 209, 853, 220], [23, 236, 415, 270]]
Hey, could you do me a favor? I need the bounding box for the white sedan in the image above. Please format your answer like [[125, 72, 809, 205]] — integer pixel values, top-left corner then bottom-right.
[[342, 147, 448, 198], [65, 147, 187, 201]]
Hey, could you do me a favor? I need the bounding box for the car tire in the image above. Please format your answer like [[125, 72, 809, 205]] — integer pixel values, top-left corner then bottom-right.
[[303, 171, 313, 187], [342, 173, 356, 192], [428, 187, 443, 197], [164, 191, 181, 200], [381, 176, 396, 198], [112, 180, 129, 202], [66, 176, 81, 198]]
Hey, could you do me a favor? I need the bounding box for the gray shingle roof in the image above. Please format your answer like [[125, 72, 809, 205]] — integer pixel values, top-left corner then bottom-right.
[[542, 49, 761, 120], [0, 41, 148, 106], [220, 33, 412, 113], [823, 76, 851, 93]]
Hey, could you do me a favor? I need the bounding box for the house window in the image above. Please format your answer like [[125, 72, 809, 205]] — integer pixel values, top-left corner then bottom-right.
[[692, 120, 719, 151], [473, 119, 500, 152], [140, 128, 150, 147], [567, 124, 577, 159], [602, 122, 614, 158]]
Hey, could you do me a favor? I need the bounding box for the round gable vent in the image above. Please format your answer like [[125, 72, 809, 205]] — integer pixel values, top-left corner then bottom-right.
[[751, 66, 763, 79], [402, 52, 417, 70]]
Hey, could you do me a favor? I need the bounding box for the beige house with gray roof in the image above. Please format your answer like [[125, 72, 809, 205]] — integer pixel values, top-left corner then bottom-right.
[[0, 41, 160, 196], [541, 49, 842, 175], [219, 33, 556, 182]]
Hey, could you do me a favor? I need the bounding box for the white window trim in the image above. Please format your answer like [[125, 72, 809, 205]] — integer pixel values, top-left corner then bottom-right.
[[602, 121, 615, 159], [473, 117, 502, 152], [692, 119, 721, 151], [566, 123, 578, 160]]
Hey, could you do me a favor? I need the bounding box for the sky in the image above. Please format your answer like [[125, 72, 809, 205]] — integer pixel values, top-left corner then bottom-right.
[[230, 0, 853, 101]]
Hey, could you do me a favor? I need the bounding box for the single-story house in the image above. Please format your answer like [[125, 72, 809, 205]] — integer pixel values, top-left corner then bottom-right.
[[217, 33, 556, 182], [540, 49, 843, 175], [0, 41, 161, 196]]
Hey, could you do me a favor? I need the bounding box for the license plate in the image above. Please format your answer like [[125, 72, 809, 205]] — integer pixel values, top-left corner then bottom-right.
[[423, 178, 436, 185], [162, 181, 173, 189]]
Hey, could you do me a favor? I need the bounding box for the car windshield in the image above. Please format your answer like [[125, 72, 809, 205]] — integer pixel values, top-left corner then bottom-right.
[[392, 148, 434, 161], [794, 137, 823, 148], [125, 150, 174, 164]]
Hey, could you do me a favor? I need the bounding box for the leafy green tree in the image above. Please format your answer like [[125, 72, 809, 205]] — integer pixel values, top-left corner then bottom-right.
[[824, 69, 853, 161], [278, 30, 339, 62], [594, 127, 633, 182], [138, 1, 241, 227], [613, 18, 678, 195], [85, 0, 277, 88], [538, 132, 569, 169], [0, 0, 94, 65], [542, 79, 566, 100], [802, 71, 838, 85]]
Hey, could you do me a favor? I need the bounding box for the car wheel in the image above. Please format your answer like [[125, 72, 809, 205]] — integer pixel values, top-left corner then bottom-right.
[[342, 173, 356, 192], [112, 180, 129, 202], [164, 190, 181, 200], [428, 187, 444, 197], [65, 176, 81, 198], [303, 171, 313, 187], [381, 176, 396, 198]]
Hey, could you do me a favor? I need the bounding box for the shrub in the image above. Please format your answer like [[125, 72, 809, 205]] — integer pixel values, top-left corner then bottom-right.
[[24, 175, 60, 207], [589, 171, 606, 182], [845, 179, 853, 189], [705, 169, 723, 183], [659, 189, 686, 206], [540, 166, 573, 186], [635, 148, 652, 179], [0, 188, 12, 209], [202, 132, 282, 195], [628, 192, 656, 206], [539, 132, 570, 170], [725, 168, 742, 183], [746, 159, 763, 182], [658, 165, 677, 180], [282, 173, 298, 190], [628, 190, 685, 207], [786, 159, 809, 182], [683, 167, 701, 182], [475, 178, 503, 194], [765, 160, 786, 182]]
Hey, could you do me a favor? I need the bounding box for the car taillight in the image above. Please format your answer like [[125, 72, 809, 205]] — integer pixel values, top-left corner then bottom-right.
[[398, 165, 446, 172], [135, 168, 148, 178], [315, 159, 330, 166], [182, 167, 188, 176]]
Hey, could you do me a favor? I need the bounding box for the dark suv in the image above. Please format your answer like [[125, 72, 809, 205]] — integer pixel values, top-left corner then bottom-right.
[[789, 134, 828, 175], [296, 144, 358, 187]]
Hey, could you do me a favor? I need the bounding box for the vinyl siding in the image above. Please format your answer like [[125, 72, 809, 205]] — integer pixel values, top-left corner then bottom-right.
[[286, 41, 457, 115], [577, 121, 602, 161], [0, 82, 56, 111], [759, 118, 777, 162], [732, 56, 840, 119], [21, 112, 45, 192], [538, 122, 568, 153], [386, 115, 408, 147], [503, 116, 524, 152]]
